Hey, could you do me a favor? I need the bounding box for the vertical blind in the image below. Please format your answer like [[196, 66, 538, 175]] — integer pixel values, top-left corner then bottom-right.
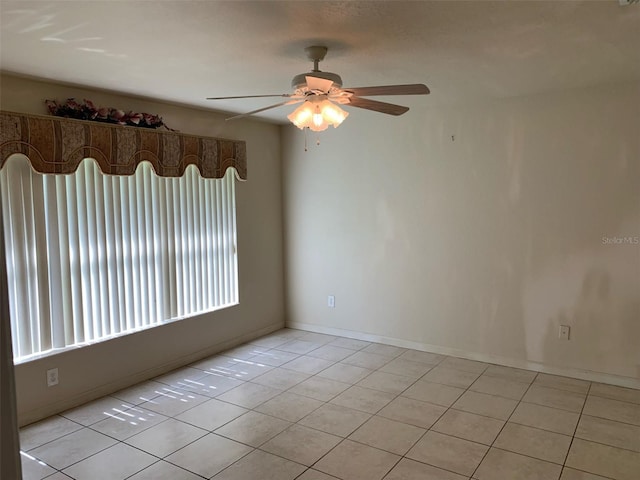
[[0, 154, 238, 362]]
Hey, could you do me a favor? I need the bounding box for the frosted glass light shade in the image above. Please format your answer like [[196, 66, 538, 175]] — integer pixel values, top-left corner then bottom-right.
[[288, 99, 349, 131]]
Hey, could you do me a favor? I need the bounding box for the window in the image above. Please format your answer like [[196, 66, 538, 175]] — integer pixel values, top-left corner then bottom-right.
[[1, 154, 238, 362]]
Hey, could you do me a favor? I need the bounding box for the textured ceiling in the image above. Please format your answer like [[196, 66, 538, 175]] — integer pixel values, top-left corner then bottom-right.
[[1, 1, 639, 123]]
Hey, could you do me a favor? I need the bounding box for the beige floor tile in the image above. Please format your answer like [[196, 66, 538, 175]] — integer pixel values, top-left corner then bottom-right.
[[432, 409, 504, 445], [251, 368, 310, 390], [298, 403, 371, 437], [378, 396, 447, 429], [559, 467, 610, 480], [277, 328, 308, 339], [165, 433, 252, 478], [378, 357, 433, 379], [349, 415, 425, 455], [281, 355, 335, 375], [248, 334, 291, 349], [306, 344, 355, 362], [589, 383, 640, 405], [522, 385, 586, 413], [328, 337, 371, 350], [90, 404, 167, 440], [111, 380, 167, 405], [470, 374, 530, 400], [576, 414, 640, 452], [20, 452, 56, 480], [297, 332, 338, 344], [223, 344, 270, 360], [43, 472, 77, 480], [260, 424, 341, 466], [452, 390, 518, 420], [125, 418, 207, 458], [474, 448, 562, 480], [357, 370, 416, 394], [179, 371, 244, 397], [494, 423, 572, 464], [174, 397, 247, 430], [61, 442, 156, 480], [213, 449, 306, 480], [482, 365, 537, 383], [329, 385, 396, 414], [215, 381, 282, 408], [296, 469, 339, 480], [20, 416, 83, 451], [314, 439, 400, 480], [138, 387, 209, 417], [362, 343, 406, 358], [190, 354, 238, 373], [21, 330, 639, 480], [566, 438, 640, 480], [397, 350, 445, 365], [288, 376, 351, 401], [152, 368, 242, 400], [249, 350, 300, 367], [225, 359, 274, 381], [154, 367, 210, 389], [343, 351, 392, 370], [317, 363, 373, 384], [583, 395, 640, 426], [255, 392, 324, 422], [60, 396, 135, 426], [214, 411, 290, 447], [402, 380, 465, 407], [440, 356, 488, 374], [422, 365, 480, 389], [406, 430, 488, 476], [277, 339, 324, 355], [534, 374, 590, 394], [510, 401, 580, 435], [383, 458, 468, 480], [29, 428, 117, 470]]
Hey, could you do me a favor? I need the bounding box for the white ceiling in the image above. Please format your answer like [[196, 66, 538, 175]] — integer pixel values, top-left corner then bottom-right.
[[1, 1, 639, 123]]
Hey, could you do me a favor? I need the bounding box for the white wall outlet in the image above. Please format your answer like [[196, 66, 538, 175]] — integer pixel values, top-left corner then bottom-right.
[[47, 368, 59, 387], [327, 295, 335, 308], [558, 325, 570, 341]]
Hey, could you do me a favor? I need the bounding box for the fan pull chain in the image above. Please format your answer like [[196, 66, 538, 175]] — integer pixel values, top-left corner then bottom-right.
[[302, 128, 321, 151]]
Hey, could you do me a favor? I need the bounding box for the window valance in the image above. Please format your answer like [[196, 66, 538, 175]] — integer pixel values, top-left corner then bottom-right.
[[0, 111, 247, 180]]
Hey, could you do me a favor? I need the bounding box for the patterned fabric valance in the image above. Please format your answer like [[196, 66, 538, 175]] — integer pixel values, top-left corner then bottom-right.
[[0, 111, 247, 180]]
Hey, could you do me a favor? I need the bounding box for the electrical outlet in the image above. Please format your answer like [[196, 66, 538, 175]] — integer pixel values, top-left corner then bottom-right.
[[558, 325, 570, 341], [327, 295, 335, 308], [47, 368, 59, 387]]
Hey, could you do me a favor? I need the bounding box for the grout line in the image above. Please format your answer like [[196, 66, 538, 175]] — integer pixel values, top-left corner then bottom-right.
[[468, 370, 541, 479], [560, 380, 592, 479]]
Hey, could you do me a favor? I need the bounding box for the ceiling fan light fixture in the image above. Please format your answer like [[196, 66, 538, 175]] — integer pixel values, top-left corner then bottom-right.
[[287, 99, 348, 132]]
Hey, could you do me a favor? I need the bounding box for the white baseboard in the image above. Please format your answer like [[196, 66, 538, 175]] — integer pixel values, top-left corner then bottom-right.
[[19, 321, 284, 426], [287, 321, 640, 390]]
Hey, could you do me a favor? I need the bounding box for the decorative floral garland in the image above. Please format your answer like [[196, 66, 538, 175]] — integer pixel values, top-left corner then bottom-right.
[[45, 98, 175, 130]]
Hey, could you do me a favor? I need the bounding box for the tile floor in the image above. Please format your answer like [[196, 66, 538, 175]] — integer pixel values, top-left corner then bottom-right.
[[19, 328, 640, 480]]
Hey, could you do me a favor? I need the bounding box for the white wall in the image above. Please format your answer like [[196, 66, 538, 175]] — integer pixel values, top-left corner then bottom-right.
[[283, 81, 640, 385], [0, 73, 285, 425]]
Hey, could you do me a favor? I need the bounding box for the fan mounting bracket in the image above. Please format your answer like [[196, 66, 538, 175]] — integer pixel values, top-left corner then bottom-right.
[[305, 46, 328, 66]]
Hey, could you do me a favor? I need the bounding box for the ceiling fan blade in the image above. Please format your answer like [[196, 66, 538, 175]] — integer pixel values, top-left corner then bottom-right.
[[343, 84, 430, 97], [225, 99, 303, 121], [207, 93, 293, 100], [306, 75, 334, 93], [346, 97, 409, 116]]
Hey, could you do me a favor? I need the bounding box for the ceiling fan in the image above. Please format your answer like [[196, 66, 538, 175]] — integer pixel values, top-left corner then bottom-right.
[[206, 46, 430, 131]]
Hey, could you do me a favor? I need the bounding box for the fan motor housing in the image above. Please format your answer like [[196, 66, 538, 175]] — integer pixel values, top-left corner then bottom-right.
[[291, 71, 343, 90]]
